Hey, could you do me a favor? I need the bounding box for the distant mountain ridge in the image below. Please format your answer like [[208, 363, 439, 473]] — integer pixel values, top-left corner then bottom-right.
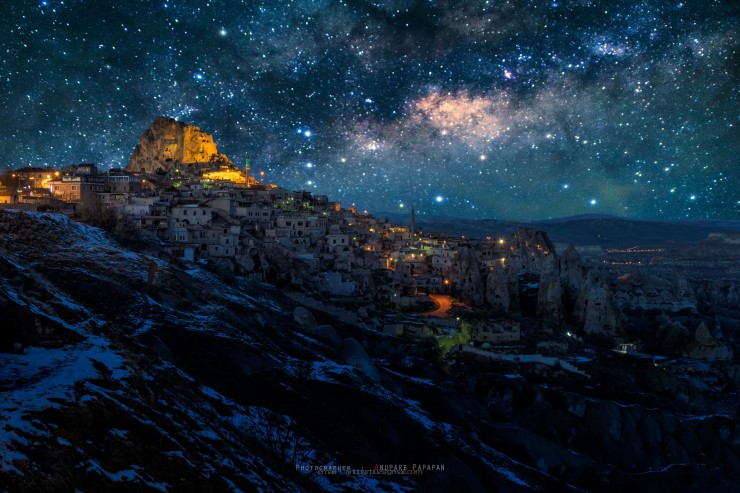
[[376, 212, 740, 247]]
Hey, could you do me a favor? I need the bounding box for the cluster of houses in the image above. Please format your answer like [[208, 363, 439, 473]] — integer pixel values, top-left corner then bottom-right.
[[1, 162, 524, 343], [0, 164, 141, 209]]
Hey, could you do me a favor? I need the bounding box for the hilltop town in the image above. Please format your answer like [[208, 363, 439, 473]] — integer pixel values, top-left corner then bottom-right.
[[2, 118, 740, 492], [2, 117, 738, 368]]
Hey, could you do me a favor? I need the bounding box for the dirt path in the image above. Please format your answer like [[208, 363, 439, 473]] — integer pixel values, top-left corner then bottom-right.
[[423, 294, 453, 317]]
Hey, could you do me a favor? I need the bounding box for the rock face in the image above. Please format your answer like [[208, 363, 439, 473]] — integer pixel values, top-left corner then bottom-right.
[[614, 269, 698, 313], [727, 283, 740, 308], [574, 269, 626, 338], [558, 245, 585, 316], [507, 228, 555, 273], [338, 338, 380, 382], [686, 322, 733, 361], [126, 117, 232, 173], [293, 306, 317, 328], [451, 246, 484, 305], [558, 245, 584, 294], [485, 261, 510, 314], [537, 254, 563, 321]]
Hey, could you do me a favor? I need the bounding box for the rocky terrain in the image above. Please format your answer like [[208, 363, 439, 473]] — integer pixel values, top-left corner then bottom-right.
[[2, 210, 739, 492], [126, 117, 233, 174]]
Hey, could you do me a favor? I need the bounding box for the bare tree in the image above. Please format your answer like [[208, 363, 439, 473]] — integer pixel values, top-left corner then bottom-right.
[[250, 407, 315, 473]]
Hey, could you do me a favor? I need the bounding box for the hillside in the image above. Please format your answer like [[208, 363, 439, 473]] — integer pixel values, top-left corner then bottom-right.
[[1, 211, 738, 492], [0, 211, 544, 491]]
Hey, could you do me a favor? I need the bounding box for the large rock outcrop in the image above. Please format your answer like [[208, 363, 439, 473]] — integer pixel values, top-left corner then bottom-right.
[[558, 245, 584, 294], [686, 322, 733, 361], [507, 228, 555, 273], [613, 268, 699, 313], [126, 117, 232, 173], [339, 338, 381, 382], [485, 261, 510, 314], [537, 254, 563, 322], [451, 246, 484, 305], [558, 244, 585, 316], [574, 269, 626, 338]]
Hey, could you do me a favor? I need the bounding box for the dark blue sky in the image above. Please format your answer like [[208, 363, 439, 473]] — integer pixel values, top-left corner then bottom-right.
[[2, 0, 738, 219]]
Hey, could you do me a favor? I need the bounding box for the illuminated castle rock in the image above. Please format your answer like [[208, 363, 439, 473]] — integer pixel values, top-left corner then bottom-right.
[[126, 117, 233, 174]]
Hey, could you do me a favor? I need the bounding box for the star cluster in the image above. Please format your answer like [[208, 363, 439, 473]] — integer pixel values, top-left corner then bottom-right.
[[2, 0, 738, 219]]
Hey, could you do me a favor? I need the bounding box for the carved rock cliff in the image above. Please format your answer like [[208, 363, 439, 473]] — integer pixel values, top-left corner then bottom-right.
[[126, 117, 232, 173]]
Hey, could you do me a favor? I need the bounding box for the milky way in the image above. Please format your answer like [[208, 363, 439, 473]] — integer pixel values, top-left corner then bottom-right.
[[2, 0, 738, 220]]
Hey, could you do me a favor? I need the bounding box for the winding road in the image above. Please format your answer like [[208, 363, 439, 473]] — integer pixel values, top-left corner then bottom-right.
[[424, 294, 453, 317]]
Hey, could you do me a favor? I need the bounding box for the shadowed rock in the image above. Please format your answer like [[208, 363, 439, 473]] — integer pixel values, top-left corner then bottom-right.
[[338, 338, 380, 382]]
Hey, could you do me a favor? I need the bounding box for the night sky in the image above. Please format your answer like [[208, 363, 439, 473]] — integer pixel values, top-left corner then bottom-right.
[[2, 1, 738, 220]]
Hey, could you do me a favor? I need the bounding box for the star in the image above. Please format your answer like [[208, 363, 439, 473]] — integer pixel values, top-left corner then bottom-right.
[[0, 0, 735, 221]]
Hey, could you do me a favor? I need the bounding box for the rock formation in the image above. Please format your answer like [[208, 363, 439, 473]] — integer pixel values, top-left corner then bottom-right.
[[293, 306, 317, 328], [614, 269, 698, 313], [451, 246, 484, 305], [537, 254, 563, 321], [558, 245, 584, 293], [507, 228, 555, 273], [574, 269, 626, 338], [558, 244, 585, 316], [727, 283, 739, 308], [392, 258, 415, 294], [338, 337, 381, 382], [655, 313, 691, 351], [485, 261, 510, 314], [673, 273, 695, 302], [686, 322, 733, 361], [126, 117, 232, 174]]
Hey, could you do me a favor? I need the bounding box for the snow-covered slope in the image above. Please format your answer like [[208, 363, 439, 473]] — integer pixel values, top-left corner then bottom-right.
[[0, 211, 541, 491]]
